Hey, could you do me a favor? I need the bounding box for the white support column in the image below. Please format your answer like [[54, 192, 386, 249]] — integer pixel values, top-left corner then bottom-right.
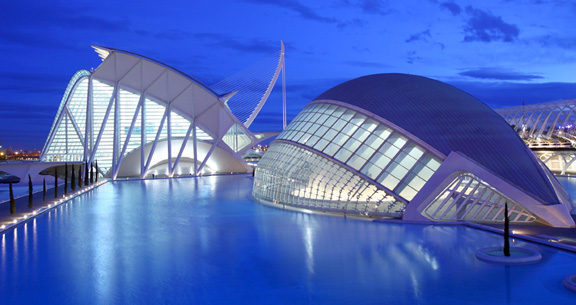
[[143, 107, 169, 175], [282, 58, 287, 129], [65, 110, 69, 157], [85, 75, 93, 162], [198, 138, 220, 174], [112, 83, 120, 179], [89, 87, 118, 163], [113, 98, 143, 179], [167, 104, 173, 177], [172, 123, 194, 176], [193, 120, 198, 175], [140, 94, 147, 178], [68, 110, 85, 146], [41, 105, 67, 161]]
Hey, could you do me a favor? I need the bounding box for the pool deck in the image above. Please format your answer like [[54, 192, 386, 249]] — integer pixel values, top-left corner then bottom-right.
[[2, 180, 576, 254], [0, 180, 106, 232]]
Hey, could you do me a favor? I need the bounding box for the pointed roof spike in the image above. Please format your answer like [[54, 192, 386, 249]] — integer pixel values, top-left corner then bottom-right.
[[219, 91, 239, 107]]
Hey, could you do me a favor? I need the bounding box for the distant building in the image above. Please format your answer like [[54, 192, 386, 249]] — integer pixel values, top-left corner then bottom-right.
[[253, 74, 575, 228], [496, 100, 576, 175]]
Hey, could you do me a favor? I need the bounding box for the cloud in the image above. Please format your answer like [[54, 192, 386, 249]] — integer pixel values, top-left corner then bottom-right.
[[243, 0, 337, 23], [446, 80, 576, 108], [463, 6, 519, 42], [459, 68, 543, 81], [0, 71, 69, 94], [0, 2, 130, 32], [0, 28, 81, 50], [358, 0, 393, 15], [440, 2, 461, 15], [537, 34, 576, 50], [337, 18, 367, 29], [193, 33, 280, 54], [406, 30, 432, 43], [136, 29, 192, 41], [337, 0, 394, 15], [343, 60, 391, 68], [406, 51, 422, 64], [0, 102, 56, 120], [0, 2, 130, 51]]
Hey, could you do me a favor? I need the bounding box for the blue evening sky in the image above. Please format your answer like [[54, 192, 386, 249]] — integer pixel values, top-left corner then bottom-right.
[[1, 0, 575, 150]]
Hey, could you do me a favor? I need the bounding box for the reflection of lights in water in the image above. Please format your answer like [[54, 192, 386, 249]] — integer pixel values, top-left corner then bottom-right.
[[1, 233, 5, 261], [304, 226, 314, 274], [417, 245, 439, 270], [410, 272, 421, 300]]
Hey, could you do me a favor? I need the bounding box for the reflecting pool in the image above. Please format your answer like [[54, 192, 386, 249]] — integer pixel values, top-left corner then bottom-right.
[[1, 175, 576, 304]]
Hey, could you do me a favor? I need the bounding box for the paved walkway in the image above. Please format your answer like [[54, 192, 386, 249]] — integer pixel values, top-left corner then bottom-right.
[[481, 218, 576, 251], [0, 181, 105, 231]]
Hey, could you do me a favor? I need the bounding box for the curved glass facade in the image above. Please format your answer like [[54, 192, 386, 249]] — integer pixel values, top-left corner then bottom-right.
[[253, 101, 443, 218], [275, 102, 442, 201], [41, 46, 264, 179], [42, 77, 213, 174], [254, 142, 405, 217], [423, 173, 537, 223]]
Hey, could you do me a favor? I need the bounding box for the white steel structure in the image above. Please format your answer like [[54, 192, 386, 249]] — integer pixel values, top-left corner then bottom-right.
[[496, 100, 576, 175], [41, 45, 285, 179], [496, 99, 576, 142], [254, 74, 575, 227]]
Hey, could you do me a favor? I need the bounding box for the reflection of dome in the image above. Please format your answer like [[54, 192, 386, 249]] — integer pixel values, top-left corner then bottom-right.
[[253, 73, 574, 227]]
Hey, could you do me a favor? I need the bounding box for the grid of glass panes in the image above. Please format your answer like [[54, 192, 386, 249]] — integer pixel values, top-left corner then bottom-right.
[[43, 77, 89, 162], [424, 173, 536, 223], [119, 89, 141, 157], [43, 70, 91, 153], [277, 102, 442, 201], [223, 123, 252, 152], [254, 142, 406, 217], [43, 72, 221, 173], [91, 80, 116, 173]]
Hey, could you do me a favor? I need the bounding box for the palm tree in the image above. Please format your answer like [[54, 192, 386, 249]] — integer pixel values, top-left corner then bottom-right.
[[64, 163, 68, 195], [90, 162, 94, 184], [85, 162, 89, 186], [54, 167, 58, 198], [504, 202, 510, 257], [9, 182, 15, 215], [78, 167, 83, 188], [71, 165, 76, 191]]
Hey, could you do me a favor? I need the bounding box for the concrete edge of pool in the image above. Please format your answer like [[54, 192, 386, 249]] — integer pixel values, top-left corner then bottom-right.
[[0, 180, 108, 233], [3, 177, 576, 255]]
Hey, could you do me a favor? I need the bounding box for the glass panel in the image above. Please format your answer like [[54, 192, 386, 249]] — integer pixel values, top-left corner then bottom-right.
[[356, 145, 376, 160], [380, 142, 400, 159], [341, 123, 359, 136], [334, 148, 353, 163], [389, 134, 407, 148], [365, 134, 385, 150], [361, 162, 383, 179], [348, 154, 367, 170], [341, 110, 355, 122], [350, 113, 367, 126]]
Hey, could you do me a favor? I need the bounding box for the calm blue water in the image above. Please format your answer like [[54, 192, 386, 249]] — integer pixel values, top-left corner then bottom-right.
[[1, 175, 576, 304]]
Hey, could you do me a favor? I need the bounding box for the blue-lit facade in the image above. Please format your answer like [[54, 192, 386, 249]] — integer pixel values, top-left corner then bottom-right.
[[254, 74, 575, 227]]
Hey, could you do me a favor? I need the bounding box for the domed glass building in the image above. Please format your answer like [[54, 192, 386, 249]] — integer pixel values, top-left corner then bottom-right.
[[253, 73, 575, 227]]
